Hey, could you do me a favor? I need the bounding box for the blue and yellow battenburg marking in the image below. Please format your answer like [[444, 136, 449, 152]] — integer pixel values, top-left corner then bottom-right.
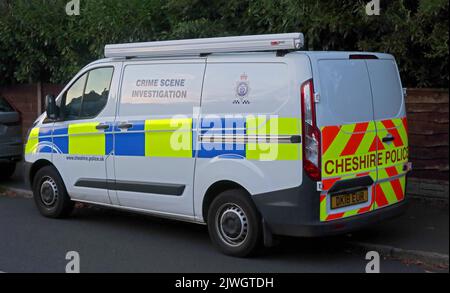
[[25, 127, 54, 154], [25, 117, 302, 161], [195, 117, 246, 159]]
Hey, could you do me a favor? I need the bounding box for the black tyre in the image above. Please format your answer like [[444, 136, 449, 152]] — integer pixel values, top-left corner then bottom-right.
[[207, 189, 262, 257], [32, 166, 74, 218], [0, 162, 16, 180]]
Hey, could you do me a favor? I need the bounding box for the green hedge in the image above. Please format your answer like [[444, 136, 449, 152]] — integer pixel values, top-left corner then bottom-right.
[[0, 0, 448, 88]]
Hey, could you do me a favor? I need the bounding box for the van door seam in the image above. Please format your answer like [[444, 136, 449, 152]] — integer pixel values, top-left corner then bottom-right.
[[192, 59, 208, 218]]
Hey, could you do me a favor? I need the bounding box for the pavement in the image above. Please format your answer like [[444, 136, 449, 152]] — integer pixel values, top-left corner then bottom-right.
[[2, 162, 26, 190], [0, 163, 448, 273], [344, 199, 448, 268]]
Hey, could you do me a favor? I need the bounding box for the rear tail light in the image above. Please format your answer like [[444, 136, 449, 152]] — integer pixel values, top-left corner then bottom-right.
[[301, 79, 321, 181]]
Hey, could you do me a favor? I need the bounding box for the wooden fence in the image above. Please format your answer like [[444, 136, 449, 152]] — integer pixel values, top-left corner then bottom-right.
[[406, 89, 449, 181]]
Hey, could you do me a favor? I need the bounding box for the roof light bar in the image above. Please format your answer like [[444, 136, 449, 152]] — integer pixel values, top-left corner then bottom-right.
[[104, 33, 304, 58]]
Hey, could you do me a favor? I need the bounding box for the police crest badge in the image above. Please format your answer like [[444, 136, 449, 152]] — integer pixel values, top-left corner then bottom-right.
[[233, 73, 251, 105]]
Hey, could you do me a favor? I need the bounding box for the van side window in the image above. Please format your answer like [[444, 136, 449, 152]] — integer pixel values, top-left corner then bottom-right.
[[62, 67, 114, 121], [63, 74, 87, 120], [81, 68, 114, 117]]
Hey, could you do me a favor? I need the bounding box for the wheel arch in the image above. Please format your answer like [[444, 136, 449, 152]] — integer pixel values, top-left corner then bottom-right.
[[202, 180, 252, 223], [29, 159, 56, 187]]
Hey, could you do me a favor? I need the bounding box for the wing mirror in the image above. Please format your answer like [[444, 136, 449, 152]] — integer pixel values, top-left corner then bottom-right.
[[45, 95, 59, 120]]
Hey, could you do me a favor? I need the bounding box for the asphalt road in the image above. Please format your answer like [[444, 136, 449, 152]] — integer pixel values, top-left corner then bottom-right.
[[0, 195, 432, 273]]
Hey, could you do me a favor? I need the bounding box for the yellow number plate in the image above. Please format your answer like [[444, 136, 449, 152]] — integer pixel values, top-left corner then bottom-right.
[[331, 189, 369, 210]]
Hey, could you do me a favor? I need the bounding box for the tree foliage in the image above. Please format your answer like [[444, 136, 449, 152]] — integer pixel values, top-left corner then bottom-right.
[[0, 0, 448, 87]]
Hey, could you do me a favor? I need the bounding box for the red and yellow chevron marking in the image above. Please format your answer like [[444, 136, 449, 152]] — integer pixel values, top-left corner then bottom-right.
[[322, 121, 377, 178], [320, 171, 377, 222], [320, 117, 409, 222], [376, 118, 409, 173], [374, 165, 407, 210]]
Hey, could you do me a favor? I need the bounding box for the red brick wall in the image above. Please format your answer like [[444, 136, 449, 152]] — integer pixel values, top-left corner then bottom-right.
[[0, 83, 64, 139]]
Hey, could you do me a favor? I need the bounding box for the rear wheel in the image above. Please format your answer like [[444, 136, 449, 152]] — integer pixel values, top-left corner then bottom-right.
[[207, 189, 262, 257], [33, 166, 74, 218], [0, 162, 16, 180]]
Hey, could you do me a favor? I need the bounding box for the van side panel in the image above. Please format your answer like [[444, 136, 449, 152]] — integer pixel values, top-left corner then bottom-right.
[[194, 54, 310, 221]]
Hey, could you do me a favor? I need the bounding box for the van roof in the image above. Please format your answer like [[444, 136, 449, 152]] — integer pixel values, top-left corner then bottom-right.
[[86, 51, 395, 68]]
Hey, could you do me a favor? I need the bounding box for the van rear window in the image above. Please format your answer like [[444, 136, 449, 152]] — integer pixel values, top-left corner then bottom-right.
[[318, 60, 374, 124], [366, 60, 403, 120], [0, 97, 15, 112]]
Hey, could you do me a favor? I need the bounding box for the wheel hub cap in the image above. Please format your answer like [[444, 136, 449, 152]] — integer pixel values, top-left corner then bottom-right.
[[217, 204, 248, 247], [40, 177, 58, 207]]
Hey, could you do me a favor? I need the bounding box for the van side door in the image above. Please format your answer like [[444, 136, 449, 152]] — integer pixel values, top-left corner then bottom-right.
[[51, 63, 120, 204], [111, 59, 206, 218]]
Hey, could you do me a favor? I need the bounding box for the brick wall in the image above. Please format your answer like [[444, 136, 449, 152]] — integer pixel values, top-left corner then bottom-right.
[[0, 83, 64, 139]]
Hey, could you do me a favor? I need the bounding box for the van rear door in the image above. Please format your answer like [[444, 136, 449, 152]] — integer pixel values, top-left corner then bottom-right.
[[366, 59, 409, 211], [314, 56, 378, 222], [311, 53, 409, 222]]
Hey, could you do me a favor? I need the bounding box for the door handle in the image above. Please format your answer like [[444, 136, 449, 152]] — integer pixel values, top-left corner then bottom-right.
[[117, 122, 133, 130], [96, 123, 110, 131], [290, 135, 302, 144], [382, 134, 395, 143]]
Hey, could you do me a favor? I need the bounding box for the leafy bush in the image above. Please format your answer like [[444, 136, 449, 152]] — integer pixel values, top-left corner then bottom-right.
[[0, 0, 448, 87]]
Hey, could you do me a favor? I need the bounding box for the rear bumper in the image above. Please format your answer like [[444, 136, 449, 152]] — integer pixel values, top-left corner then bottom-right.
[[0, 143, 23, 162], [252, 179, 408, 237], [267, 201, 407, 237]]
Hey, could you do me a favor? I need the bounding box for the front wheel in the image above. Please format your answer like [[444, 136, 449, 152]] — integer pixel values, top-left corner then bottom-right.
[[207, 189, 262, 257], [32, 166, 74, 218]]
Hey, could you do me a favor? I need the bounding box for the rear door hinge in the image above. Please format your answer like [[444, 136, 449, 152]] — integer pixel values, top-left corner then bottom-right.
[[317, 182, 323, 192], [314, 93, 320, 103], [403, 88, 408, 97]]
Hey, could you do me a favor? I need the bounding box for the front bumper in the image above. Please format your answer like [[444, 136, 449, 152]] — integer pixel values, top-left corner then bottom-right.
[[252, 178, 408, 237], [23, 161, 32, 189]]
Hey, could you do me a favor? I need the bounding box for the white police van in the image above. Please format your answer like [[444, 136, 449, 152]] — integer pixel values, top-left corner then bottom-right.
[[25, 33, 411, 257]]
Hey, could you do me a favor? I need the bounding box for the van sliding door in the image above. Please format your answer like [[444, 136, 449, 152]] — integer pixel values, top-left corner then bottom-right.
[[111, 60, 206, 217]]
